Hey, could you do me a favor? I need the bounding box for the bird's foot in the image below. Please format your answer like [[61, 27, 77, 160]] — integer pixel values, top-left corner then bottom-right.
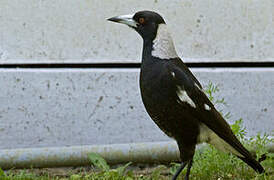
[[172, 162, 187, 180], [184, 174, 190, 180]]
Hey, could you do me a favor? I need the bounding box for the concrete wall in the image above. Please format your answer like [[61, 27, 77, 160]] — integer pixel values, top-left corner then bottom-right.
[[0, 0, 273, 63], [0, 68, 273, 149], [0, 0, 273, 149]]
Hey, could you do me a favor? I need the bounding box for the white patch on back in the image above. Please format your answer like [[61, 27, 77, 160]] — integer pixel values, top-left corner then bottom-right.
[[171, 72, 175, 78], [204, 104, 211, 111], [152, 24, 178, 59], [198, 123, 244, 157], [176, 86, 196, 108]]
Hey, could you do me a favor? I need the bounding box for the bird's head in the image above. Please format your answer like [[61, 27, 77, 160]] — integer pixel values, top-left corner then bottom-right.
[[108, 10, 165, 41], [108, 10, 178, 60]]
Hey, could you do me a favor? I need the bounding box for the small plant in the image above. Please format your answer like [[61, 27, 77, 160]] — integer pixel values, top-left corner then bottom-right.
[[0, 168, 5, 178], [88, 152, 133, 180], [88, 152, 110, 171]]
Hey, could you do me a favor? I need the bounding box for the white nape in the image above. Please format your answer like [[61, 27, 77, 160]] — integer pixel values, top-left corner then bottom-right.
[[152, 24, 178, 59], [176, 86, 196, 108]]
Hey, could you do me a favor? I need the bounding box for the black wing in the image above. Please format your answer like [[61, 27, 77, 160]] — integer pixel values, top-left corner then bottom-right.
[[168, 58, 264, 173]]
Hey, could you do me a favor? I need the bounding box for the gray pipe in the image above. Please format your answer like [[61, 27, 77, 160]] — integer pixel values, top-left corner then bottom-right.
[[0, 141, 272, 170], [0, 141, 180, 170]]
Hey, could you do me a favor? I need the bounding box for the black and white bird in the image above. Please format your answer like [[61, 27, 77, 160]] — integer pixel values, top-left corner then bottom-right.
[[108, 11, 264, 180]]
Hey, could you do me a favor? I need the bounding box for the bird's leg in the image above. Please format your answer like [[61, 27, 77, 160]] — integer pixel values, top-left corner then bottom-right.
[[172, 161, 187, 180], [173, 141, 195, 180], [184, 158, 193, 180]]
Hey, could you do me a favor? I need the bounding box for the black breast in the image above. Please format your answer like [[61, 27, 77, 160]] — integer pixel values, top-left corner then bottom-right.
[[139, 59, 199, 144]]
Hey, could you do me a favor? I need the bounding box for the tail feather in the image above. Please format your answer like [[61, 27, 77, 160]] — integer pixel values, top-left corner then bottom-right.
[[238, 156, 265, 173]]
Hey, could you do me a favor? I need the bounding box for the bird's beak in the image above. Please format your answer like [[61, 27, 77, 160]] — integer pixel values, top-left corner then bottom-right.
[[107, 14, 138, 28]]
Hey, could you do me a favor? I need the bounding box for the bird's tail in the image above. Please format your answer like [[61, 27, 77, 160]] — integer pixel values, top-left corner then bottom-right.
[[238, 156, 265, 173]]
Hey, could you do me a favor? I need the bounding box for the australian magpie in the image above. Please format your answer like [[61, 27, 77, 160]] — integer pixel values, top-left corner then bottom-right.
[[108, 11, 265, 180]]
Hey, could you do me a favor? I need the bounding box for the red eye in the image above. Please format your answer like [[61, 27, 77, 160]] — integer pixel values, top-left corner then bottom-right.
[[139, 17, 145, 24]]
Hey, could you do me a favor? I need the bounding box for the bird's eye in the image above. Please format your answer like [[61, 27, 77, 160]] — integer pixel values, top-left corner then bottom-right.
[[138, 17, 145, 24]]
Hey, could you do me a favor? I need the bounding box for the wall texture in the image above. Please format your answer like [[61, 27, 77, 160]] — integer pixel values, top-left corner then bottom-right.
[[0, 0, 273, 63], [0, 68, 273, 149]]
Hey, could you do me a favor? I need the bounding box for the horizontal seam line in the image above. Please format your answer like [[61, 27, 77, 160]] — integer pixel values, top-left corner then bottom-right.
[[0, 62, 274, 68]]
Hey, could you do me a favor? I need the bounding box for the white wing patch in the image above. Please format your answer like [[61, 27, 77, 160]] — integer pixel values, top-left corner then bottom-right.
[[176, 86, 196, 108], [198, 123, 243, 157], [152, 24, 178, 59], [204, 104, 211, 111]]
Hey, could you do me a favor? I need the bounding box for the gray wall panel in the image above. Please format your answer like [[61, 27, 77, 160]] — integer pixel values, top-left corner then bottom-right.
[[0, 0, 273, 63], [0, 68, 273, 149]]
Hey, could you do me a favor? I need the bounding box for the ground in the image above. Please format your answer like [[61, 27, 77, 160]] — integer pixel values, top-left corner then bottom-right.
[[2, 160, 274, 180]]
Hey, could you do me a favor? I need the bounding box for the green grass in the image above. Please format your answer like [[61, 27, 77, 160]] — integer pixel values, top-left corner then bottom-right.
[[1, 82, 273, 179]]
